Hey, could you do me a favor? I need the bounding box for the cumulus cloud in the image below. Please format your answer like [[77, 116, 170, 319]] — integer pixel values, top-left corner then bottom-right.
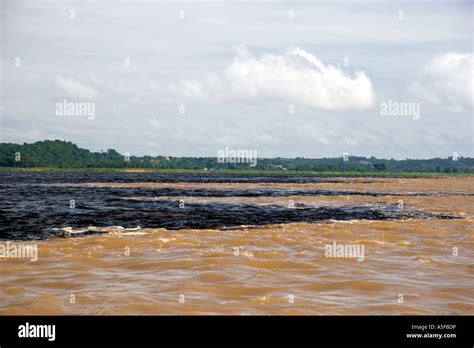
[[169, 73, 224, 104], [54, 75, 98, 100], [410, 52, 473, 112], [175, 46, 375, 110]]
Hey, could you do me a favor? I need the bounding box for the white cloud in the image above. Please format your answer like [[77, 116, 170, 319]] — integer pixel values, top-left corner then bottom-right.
[[175, 46, 375, 110], [169, 79, 204, 101], [54, 75, 98, 100], [149, 119, 162, 129], [410, 52, 473, 112], [169, 73, 224, 104]]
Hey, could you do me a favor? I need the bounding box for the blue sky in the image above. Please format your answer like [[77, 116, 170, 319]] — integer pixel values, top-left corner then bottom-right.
[[1, 0, 472, 159]]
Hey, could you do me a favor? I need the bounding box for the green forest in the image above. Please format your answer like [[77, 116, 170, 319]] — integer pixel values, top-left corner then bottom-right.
[[1, 140, 473, 173]]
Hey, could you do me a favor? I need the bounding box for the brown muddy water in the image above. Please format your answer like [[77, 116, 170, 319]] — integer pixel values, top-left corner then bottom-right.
[[0, 172, 473, 315]]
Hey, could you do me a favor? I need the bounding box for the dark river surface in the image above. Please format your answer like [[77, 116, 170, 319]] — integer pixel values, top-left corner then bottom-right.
[[0, 171, 462, 240]]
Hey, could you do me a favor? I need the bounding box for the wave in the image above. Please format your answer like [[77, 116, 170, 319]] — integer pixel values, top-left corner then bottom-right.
[[52, 226, 142, 238]]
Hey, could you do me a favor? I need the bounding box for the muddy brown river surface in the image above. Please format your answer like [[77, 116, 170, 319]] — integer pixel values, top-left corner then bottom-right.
[[0, 172, 472, 314]]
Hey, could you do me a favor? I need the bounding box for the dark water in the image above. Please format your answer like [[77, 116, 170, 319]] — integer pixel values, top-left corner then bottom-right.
[[0, 171, 460, 240], [2, 171, 382, 184]]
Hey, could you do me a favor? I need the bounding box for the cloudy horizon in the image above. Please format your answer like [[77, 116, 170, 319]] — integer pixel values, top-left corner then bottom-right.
[[1, 0, 473, 159]]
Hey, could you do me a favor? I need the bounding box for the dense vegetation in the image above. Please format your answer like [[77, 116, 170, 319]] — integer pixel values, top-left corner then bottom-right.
[[1, 140, 473, 173]]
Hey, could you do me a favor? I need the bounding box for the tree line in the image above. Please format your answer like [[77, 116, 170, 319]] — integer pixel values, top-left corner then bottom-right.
[[0, 140, 472, 173]]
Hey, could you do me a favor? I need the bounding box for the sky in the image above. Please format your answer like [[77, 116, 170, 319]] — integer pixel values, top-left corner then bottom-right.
[[0, 0, 473, 159]]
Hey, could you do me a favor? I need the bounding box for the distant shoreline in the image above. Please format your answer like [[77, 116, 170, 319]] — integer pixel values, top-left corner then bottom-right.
[[1, 166, 472, 177], [3, 141, 472, 174]]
